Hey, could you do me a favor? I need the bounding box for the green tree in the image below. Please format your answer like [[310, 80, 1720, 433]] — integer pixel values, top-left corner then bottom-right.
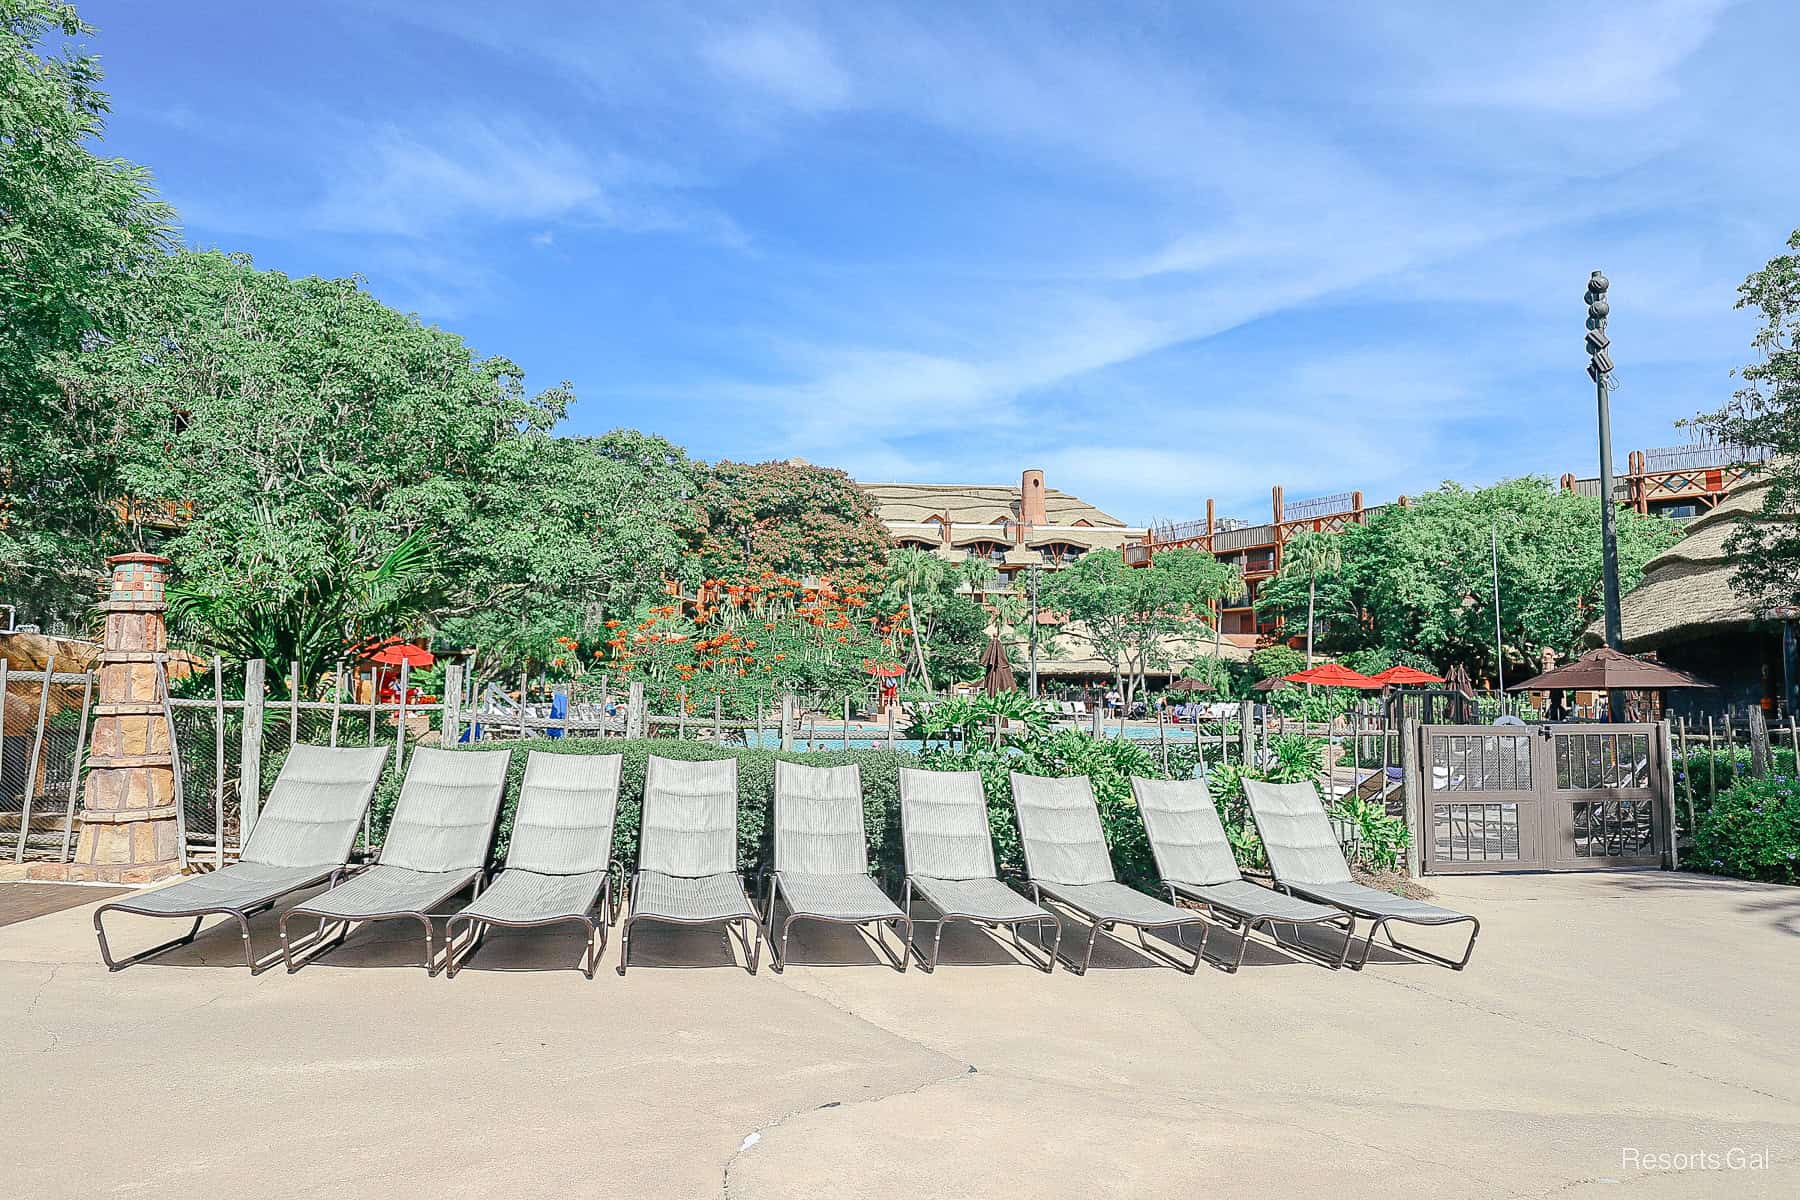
[[1255, 478, 1679, 678], [0, 0, 174, 622], [1041, 547, 1238, 706], [436, 429, 705, 674], [1700, 229, 1800, 609], [1278, 531, 1342, 668], [53, 250, 579, 682], [697, 459, 893, 585], [882, 547, 947, 687]]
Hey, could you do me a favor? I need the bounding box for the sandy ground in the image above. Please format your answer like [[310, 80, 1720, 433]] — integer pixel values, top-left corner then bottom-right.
[[1, 868, 1795, 1199]]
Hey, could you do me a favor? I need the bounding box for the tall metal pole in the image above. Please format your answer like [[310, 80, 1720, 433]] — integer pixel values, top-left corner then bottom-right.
[[1588, 269, 1625, 719], [1490, 523, 1505, 702], [1028, 563, 1040, 699]]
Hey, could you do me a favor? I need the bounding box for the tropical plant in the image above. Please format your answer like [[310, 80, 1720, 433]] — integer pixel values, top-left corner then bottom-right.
[[1279, 531, 1342, 669], [884, 547, 947, 688], [166, 530, 440, 695]]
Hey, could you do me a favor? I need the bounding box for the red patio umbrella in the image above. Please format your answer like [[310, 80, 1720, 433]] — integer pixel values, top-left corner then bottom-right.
[[370, 641, 435, 669], [1370, 665, 1445, 686], [1283, 663, 1383, 689]]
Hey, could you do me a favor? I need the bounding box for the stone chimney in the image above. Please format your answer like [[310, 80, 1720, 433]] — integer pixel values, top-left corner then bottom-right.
[[1020, 469, 1047, 530], [31, 553, 182, 883]]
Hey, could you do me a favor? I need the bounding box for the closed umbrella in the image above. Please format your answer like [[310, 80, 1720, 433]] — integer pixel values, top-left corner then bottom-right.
[[980, 635, 1015, 697]]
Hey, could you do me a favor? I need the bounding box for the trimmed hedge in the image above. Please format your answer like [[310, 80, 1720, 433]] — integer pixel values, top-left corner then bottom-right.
[[265, 733, 1208, 890]]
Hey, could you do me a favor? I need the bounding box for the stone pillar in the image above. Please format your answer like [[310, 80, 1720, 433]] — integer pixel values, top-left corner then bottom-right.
[[31, 553, 182, 883]]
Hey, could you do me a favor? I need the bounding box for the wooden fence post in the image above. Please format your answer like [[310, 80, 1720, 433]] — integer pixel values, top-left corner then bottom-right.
[[1659, 719, 1679, 871], [288, 659, 301, 748], [211, 656, 226, 867], [394, 661, 411, 771], [780, 694, 795, 751], [241, 659, 265, 838], [1748, 706, 1770, 779], [58, 669, 95, 863], [625, 681, 645, 740], [14, 653, 55, 862], [1238, 700, 1254, 768], [442, 663, 463, 746], [1400, 716, 1423, 879]]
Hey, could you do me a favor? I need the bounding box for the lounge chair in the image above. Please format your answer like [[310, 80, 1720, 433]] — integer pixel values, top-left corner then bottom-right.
[[1243, 779, 1480, 970], [1131, 776, 1355, 972], [1010, 772, 1207, 974], [617, 755, 763, 976], [93, 744, 389, 974], [444, 751, 623, 979], [763, 761, 910, 972], [279, 747, 511, 975], [898, 768, 1059, 972]]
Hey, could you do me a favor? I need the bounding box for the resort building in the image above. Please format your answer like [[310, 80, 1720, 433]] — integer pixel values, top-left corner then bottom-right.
[[1124, 441, 1766, 641], [859, 470, 1145, 580]]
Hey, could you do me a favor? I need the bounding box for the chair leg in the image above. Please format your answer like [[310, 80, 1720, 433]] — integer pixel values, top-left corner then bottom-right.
[[616, 915, 633, 976], [1382, 916, 1481, 970], [417, 914, 439, 976], [582, 917, 600, 980], [743, 917, 761, 976], [94, 910, 204, 972], [443, 917, 468, 979]]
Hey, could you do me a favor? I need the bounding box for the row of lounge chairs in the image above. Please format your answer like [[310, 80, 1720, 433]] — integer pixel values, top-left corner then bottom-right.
[[94, 744, 1478, 978]]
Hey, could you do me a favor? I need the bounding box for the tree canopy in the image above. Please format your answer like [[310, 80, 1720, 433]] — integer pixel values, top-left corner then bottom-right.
[[0, 0, 174, 619], [1041, 547, 1240, 702], [1254, 478, 1680, 679], [697, 459, 893, 586], [1701, 228, 1800, 610]]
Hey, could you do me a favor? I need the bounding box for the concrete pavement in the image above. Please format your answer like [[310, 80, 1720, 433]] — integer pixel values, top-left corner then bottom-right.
[[1, 870, 1795, 1198]]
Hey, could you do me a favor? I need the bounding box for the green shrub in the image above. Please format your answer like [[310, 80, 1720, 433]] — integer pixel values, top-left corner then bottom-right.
[[1692, 776, 1800, 884], [920, 728, 1190, 888], [1676, 747, 1797, 833], [344, 739, 911, 881]]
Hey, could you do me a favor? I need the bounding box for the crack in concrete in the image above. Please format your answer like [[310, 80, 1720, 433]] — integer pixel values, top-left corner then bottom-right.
[[719, 971, 978, 1199], [719, 1062, 977, 1200], [23, 962, 62, 1052], [1367, 972, 1798, 1107]]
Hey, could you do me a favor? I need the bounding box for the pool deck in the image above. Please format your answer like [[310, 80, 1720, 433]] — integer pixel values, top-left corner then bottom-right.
[[1, 869, 1796, 1198]]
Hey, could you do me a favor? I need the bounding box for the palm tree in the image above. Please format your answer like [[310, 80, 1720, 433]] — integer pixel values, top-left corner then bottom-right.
[[1279, 532, 1342, 669], [884, 548, 946, 691]]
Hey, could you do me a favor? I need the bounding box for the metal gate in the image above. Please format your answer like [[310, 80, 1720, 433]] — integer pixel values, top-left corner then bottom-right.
[[1418, 723, 1669, 873]]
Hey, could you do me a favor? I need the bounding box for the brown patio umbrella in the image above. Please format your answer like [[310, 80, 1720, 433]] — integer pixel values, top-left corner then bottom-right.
[[1250, 675, 1292, 692], [1165, 677, 1213, 692], [1444, 663, 1476, 724], [980, 635, 1016, 696], [1506, 646, 1711, 692]]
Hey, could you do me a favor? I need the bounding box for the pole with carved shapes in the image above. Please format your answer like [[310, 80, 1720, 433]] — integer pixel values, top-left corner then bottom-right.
[[29, 554, 183, 882], [1587, 271, 1626, 720]]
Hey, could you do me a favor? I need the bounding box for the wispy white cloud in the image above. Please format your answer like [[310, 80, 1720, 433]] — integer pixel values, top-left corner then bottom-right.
[[700, 23, 852, 112]]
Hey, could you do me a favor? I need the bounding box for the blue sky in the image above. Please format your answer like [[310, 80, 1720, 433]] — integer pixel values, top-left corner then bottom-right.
[[81, 0, 1800, 528]]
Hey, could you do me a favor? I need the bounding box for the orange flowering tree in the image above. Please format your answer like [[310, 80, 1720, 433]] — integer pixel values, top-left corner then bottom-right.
[[595, 574, 907, 717]]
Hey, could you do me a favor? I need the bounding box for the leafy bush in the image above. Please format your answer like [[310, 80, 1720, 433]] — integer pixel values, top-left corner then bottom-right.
[[1692, 775, 1800, 884], [1676, 747, 1797, 830], [1249, 644, 1303, 684], [341, 739, 912, 881], [920, 728, 1188, 888]]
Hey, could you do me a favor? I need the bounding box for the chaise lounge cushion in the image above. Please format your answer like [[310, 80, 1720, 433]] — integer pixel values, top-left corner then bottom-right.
[[633, 870, 756, 923], [458, 869, 609, 925]]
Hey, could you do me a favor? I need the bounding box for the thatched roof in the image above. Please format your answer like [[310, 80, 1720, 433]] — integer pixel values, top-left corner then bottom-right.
[[861, 481, 1145, 556], [1033, 623, 1250, 679], [1600, 468, 1799, 651]]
